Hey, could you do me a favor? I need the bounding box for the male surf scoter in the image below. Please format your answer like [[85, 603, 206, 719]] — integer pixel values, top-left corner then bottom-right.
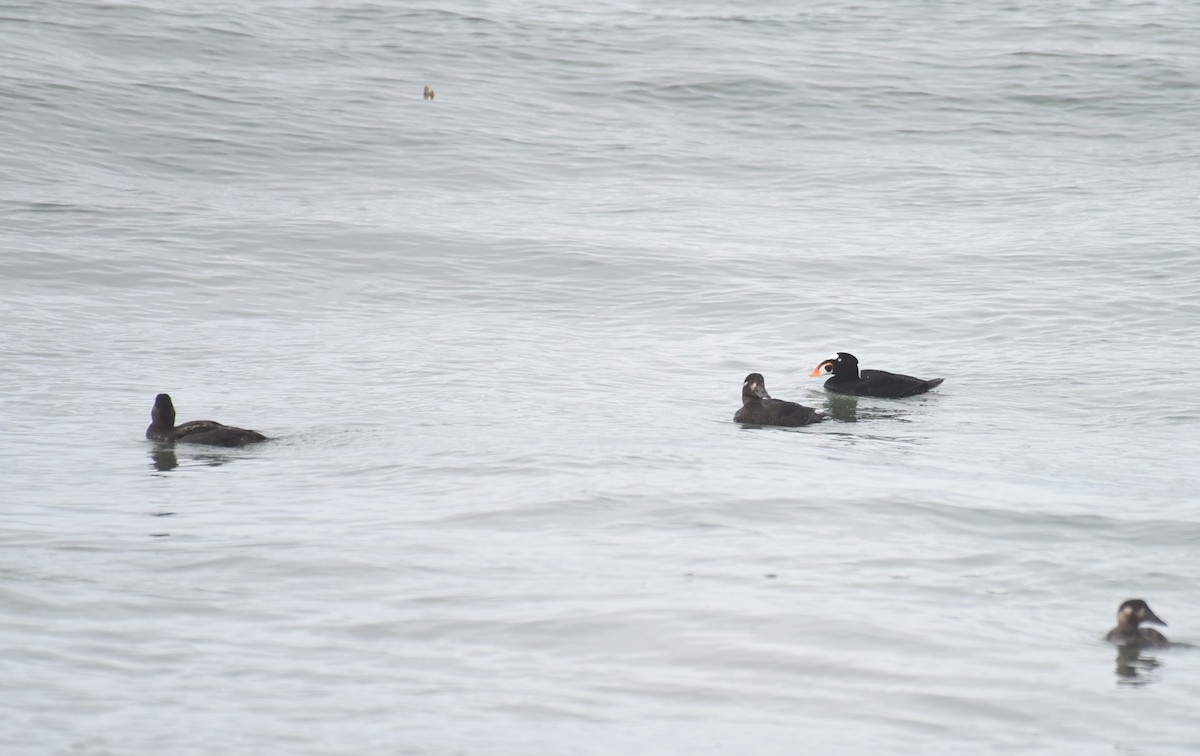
[[1106, 599, 1169, 648], [734, 373, 826, 427], [809, 352, 943, 398], [145, 393, 267, 447]]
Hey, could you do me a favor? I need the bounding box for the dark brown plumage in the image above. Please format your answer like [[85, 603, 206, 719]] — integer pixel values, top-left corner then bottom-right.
[[1106, 599, 1169, 648], [734, 373, 826, 427], [145, 393, 267, 447]]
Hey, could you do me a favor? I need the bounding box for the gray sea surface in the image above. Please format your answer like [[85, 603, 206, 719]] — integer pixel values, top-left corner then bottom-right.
[[2, 1, 1199, 753]]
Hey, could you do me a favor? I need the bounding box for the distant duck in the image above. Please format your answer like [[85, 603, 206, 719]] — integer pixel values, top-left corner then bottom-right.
[[423, 85, 435, 101], [809, 352, 944, 398], [1106, 599, 1169, 648], [145, 393, 267, 447], [735, 373, 826, 427]]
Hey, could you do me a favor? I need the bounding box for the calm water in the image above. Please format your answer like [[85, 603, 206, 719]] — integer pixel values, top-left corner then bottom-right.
[[2, 0, 1199, 753]]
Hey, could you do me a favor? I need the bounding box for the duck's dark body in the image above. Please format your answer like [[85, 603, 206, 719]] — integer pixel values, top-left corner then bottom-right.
[[150, 419, 268, 447], [825, 368, 944, 399], [735, 373, 825, 427], [812, 353, 943, 398], [146, 393, 267, 447], [1106, 626, 1170, 649], [1106, 599, 1169, 648]]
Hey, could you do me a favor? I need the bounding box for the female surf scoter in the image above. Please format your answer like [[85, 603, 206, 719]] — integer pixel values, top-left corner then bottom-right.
[[734, 373, 826, 427], [809, 352, 943, 398], [1106, 599, 1169, 648], [145, 393, 267, 447]]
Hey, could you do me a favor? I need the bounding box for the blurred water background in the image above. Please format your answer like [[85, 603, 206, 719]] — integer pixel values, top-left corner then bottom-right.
[[2, 1, 1199, 753]]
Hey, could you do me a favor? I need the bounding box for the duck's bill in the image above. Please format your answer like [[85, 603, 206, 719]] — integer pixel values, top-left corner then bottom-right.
[[1145, 608, 1168, 627], [808, 362, 831, 377]]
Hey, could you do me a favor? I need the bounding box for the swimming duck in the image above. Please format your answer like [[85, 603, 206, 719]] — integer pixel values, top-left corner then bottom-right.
[[809, 352, 943, 398], [145, 393, 268, 447], [734, 373, 826, 427], [1106, 599, 1169, 648]]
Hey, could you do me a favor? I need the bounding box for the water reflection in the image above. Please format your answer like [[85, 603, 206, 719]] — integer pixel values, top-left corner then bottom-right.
[[150, 446, 178, 472], [824, 395, 913, 424], [1114, 645, 1163, 686], [148, 445, 233, 473], [828, 395, 859, 422]]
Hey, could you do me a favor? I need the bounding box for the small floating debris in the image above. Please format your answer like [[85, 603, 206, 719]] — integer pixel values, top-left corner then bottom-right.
[[423, 85, 435, 101]]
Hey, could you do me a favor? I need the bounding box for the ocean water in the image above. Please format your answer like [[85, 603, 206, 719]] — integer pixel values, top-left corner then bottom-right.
[[2, 0, 1199, 753]]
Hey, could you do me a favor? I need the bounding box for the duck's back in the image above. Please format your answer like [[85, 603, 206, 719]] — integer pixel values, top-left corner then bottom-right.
[[174, 420, 267, 447], [828, 369, 943, 398], [736, 398, 825, 427], [1106, 626, 1170, 648]]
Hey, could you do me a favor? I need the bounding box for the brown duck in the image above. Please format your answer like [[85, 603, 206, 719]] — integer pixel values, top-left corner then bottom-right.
[[1106, 599, 1169, 648], [145, 393, 267, 447], [734, 373, 825, 427]]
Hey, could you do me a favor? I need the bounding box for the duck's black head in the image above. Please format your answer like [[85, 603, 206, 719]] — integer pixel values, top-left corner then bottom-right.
[[742, 373, 770, 401], [1116, 599, 1166, 628], [152, 393, 176, 429], [809, 352, 859, 378]]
